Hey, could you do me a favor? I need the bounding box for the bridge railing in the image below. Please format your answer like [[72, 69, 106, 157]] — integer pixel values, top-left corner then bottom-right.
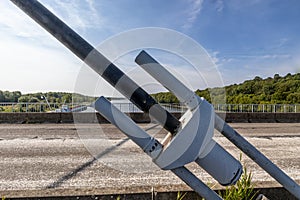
[[0, 102, 71, 113], [0, 102, 299, 113], [213, 104, 300, 113]]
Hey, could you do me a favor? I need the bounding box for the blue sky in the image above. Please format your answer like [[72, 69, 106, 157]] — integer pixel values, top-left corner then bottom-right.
[[1, 0, 300, 94]]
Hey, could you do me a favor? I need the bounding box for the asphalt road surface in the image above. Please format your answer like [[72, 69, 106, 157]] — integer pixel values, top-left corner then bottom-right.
[[0, 123, 299, 197]]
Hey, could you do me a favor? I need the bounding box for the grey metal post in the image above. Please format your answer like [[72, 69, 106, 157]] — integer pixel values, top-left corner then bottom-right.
[[95, 96, 222, 200], [284, 104, 286, 113], [10, 0, 180, 135], [135, 50, 300, 199], [10, 0, 223, 198], [171, 167, 222, 200], [10, 0, 300, 198], [215, 115, 300, 198]]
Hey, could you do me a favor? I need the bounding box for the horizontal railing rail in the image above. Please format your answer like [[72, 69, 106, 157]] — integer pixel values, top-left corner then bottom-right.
[[0, 102, 299, 113], [213, 104, 300, 113]]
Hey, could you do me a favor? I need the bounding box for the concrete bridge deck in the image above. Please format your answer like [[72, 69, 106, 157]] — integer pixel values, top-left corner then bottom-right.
[[0, 123, 299, 199]]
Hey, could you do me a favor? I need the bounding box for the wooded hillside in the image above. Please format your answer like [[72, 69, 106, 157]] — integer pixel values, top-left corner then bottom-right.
[[1, 73, 299, 104], [152, 73, 300, 104]]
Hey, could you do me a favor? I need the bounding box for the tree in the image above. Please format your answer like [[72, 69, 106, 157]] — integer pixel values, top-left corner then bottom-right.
[[62, 93, 72, 103], [12, 91, 22, 102], [2, 72, 300, 105], [0, 91, 4, 102], [263, 83, 274, 95], [287, 93, 300, 104], [18, 96, 30, 103], [29, 97, 39, 103], [274, 73, 281, 81], [254, 76, 262, 81]]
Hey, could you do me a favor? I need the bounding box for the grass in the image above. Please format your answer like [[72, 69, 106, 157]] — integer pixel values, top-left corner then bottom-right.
[[218, 153, 258, 200], [175, 154, 258, 200], [176, 191, 187, 200], [173, 153, 258, 200], [115, 154, 257, 200]]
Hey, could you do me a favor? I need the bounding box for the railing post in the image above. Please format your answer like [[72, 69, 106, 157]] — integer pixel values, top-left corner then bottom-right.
[[4, 102, 300, 113]]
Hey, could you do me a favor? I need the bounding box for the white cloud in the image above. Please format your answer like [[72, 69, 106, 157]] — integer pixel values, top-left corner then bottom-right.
[[216, 53, 292, 61], [227, 0, 263, 11], [219, 51, 299, 86], [182, 0, 204, 30], [215, 0, 224, 12], [41, 0, 104, 31], [267, 38, 290, 51], [261, 54, 291, 59], [0, 1, 49, 40], [0, 1, 85, 93], [209, 51, 220, 65], [0, 32, 81, 93]]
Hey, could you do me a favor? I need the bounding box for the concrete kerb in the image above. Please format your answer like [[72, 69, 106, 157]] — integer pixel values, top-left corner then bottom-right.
[[0, 112, 300, 123], [275, 112, 300, 123], [1, 187, 297, 200]]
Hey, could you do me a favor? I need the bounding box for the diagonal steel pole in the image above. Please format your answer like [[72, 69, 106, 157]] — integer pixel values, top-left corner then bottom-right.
[[135, 50, 300, 199], [10, 0, 222, 199], [9, 0, 180, 135], [214, 115, 300, 199], [11, 1, 300, 198]]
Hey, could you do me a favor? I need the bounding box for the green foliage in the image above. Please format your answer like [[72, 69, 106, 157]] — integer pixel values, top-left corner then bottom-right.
[[176, 191, 187, 200], [22, 92, 73, 104], [219, 154, 258, 200], [72, 93, 96, 104], [0, 91, 96, 105], [0, 90, 21, 102], [1, 72, 299, 105], [195, 89, 211, 102], [223, 73, 300, 104], [152, 92, 179, 103], [151, 73, 300, 104]]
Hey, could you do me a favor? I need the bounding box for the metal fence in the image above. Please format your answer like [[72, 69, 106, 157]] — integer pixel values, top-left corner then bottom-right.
[[0, 102, 71, 113], [0, 102, 299, 113], [213, 104, 300, 113]]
